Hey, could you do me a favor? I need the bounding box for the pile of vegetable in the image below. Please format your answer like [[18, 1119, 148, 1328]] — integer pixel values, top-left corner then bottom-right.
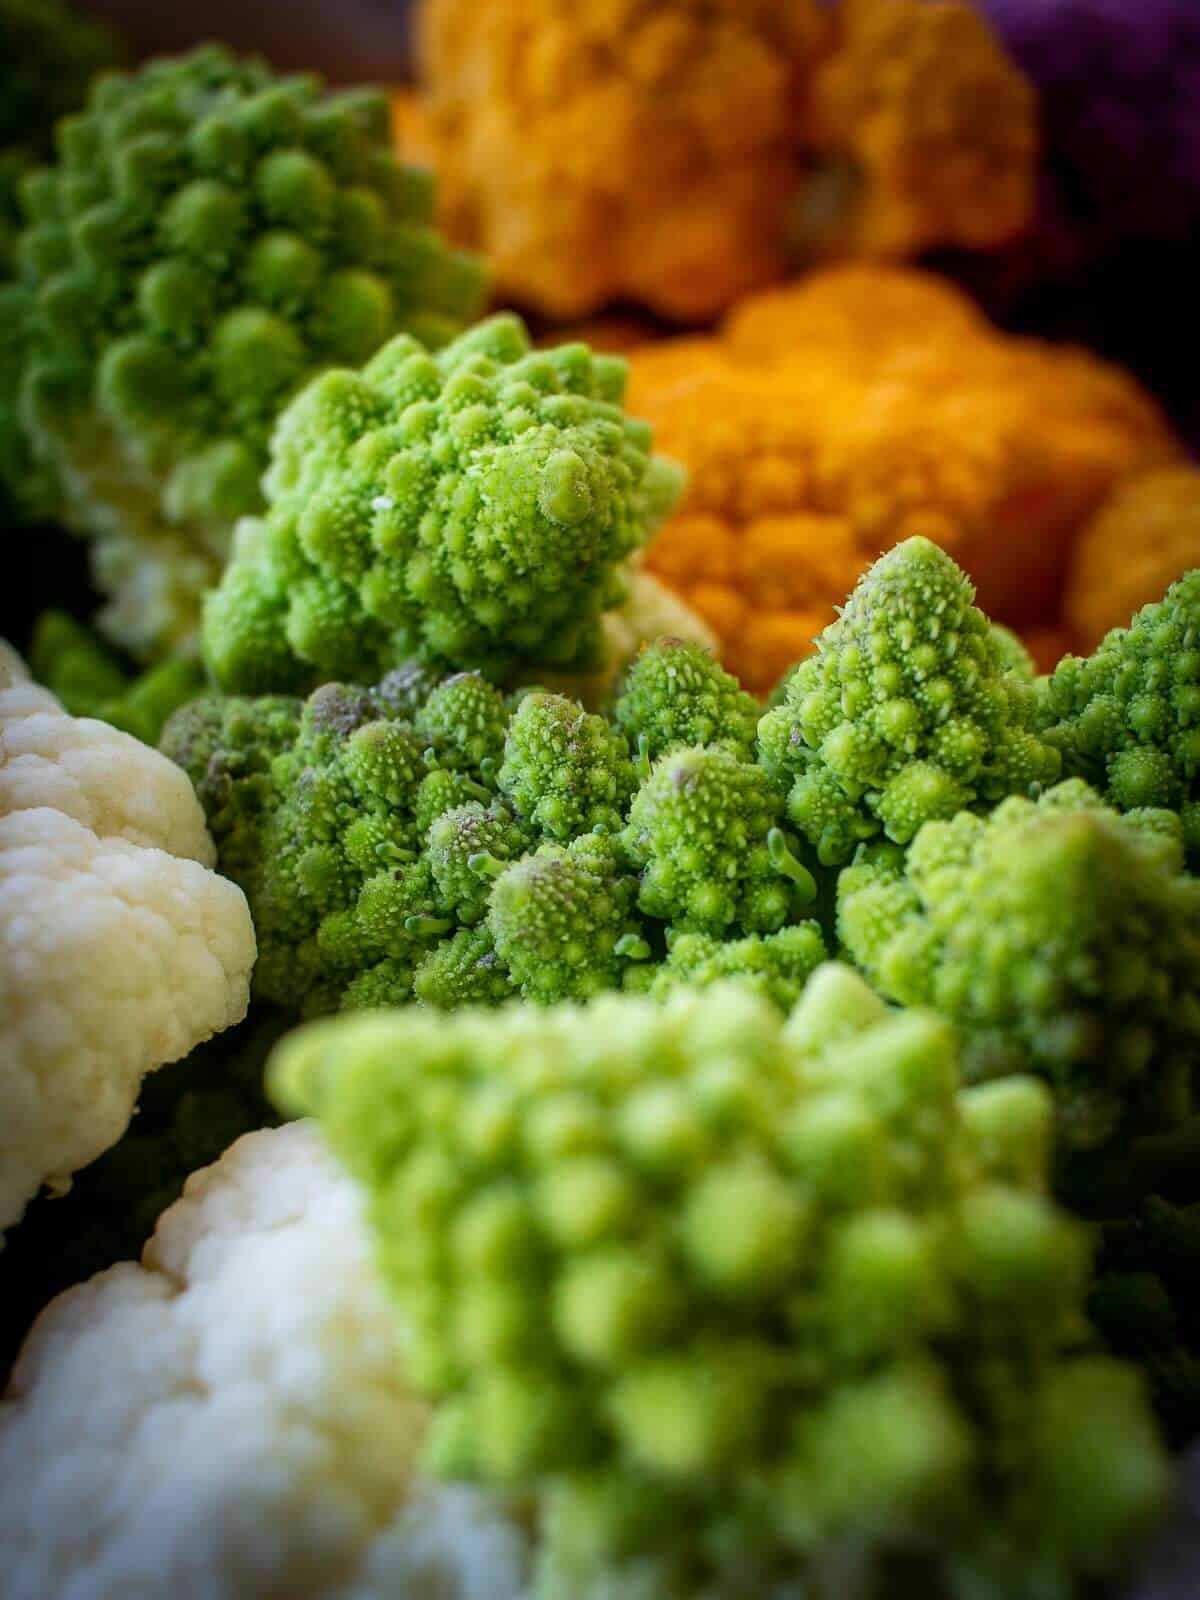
[[4, 2, 1200, 1596]]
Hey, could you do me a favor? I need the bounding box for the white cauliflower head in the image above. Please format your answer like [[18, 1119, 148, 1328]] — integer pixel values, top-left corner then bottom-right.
[[0, 1122, 532, 1600], [0, 657, 256, 1232]]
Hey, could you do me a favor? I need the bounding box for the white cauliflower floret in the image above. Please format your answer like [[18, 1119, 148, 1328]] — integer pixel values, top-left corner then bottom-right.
[[0, 679, 214, 862], [0, 657, 256, 1232], [0, 1122, 532, 1600]]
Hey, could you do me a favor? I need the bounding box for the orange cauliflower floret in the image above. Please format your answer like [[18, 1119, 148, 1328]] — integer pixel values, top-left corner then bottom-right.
[[629, 267, 1179, 693], [1065, 466, 1200, 651], [796, 0, 1035, 260], [406, 0, 1034, 321]]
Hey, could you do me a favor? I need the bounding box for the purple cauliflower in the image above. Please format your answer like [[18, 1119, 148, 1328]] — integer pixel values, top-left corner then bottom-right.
[[979, 0, 1200, 276]]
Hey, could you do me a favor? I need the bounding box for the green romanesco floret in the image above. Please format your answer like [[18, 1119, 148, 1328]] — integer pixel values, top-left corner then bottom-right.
[[613, 635, 761, 771], [622, 745, 815, 936], [649, 924, 826, 1014], [2, 42, 485, 657], [427, 800, 530, 927], [271, 966, 1168, 1599], [29, 609, 205, 743], [203, 312, 685, 694], [758, 538, 1061, 867], [414, 924, 519, 1012], [488, 832, 649, 1004], [497, 690, 635, 840], [1040, 569, 1200, 850], [837, 779, 1200, 1159], [165, 657, 833, 1018], [413, 671, 511, 775]]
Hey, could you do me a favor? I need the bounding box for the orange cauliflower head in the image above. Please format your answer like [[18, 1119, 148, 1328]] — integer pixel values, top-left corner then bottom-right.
[[1065, 466, 1200, 651], [630, 266, 1179, 693], [407, 0, 1034, 321]]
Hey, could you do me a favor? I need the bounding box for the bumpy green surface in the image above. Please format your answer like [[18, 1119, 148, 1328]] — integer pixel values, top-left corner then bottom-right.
[[271, 966, 1168, 1599], [758, 538, 1061, 866], [29, 610, 205, 743], [622, 747, 810, 936], [838, 780, 1200, 1159], [2, 43, 484, 656], [203, 313, 684, 693], [163, 653, 825, 1016], [613, 635, 760, 768], [1040, 570, 1200, 854]]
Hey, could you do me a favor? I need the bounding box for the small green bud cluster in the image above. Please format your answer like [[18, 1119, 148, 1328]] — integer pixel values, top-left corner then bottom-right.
[[1040, 569, 1200, 855], [838, 780, 1200, 1158], [163, 637, 825, 1016], [203, 313, 685, 692], [759, 538, 1061, 865], [2, 42, 485, 655], [271, 967, 1168, 1597]]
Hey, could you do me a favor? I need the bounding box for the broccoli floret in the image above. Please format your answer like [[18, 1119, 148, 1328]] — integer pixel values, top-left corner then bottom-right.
[[1040, 569, 1200, 844], [498, 690, 635, 840], [650, 924, 826, 1014], [29, 610, 205, 743], [427, 801, 529, 927], [838, 780, 1200, 1160], [2, 42, 485, 656], [612, 635, 760, 770], [167, 658, 834, 1018], [271, 966, 1168, 1598], [488, 832, 648, 1003], [414, 924, 518, 1011], [414, 671, 511, 774], [758, 537, 1061, 866], [203, 313, 685, 693], [622, 745, 814, 936]]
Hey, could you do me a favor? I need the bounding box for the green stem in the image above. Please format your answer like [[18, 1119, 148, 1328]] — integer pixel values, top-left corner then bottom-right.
[[767, 827, 817, 904]]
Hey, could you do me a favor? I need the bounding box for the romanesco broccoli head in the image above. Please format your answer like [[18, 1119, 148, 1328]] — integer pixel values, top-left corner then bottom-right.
[[497, 690, 635, 841], [203, 313, 685, 693], [413, 671, 511, 775], [488, 833, 647, 1004], [649, 924, 825, 1014], [838, 780, 1200, 1162], [168, 656, 833, 1017], [271, 966, 1167, 1597], [622, 745, 813, 936], [758, 537, 1061, 865], [3, 42, 484, 657], [1040, 568, 1200, 840], [613, 635, 761, 770], [413, 924, 518, 1012]]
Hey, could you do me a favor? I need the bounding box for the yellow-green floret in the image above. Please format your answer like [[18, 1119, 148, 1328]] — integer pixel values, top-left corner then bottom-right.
[[613, 635, 761, 769], [758, 538, 1061, 866], [3, 42, 484, 655], [203, 313, 684, 693], [1040, 569, 1200, 855], [271, 966, 1168, 1599], [837, 780, 1200, 1159]]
